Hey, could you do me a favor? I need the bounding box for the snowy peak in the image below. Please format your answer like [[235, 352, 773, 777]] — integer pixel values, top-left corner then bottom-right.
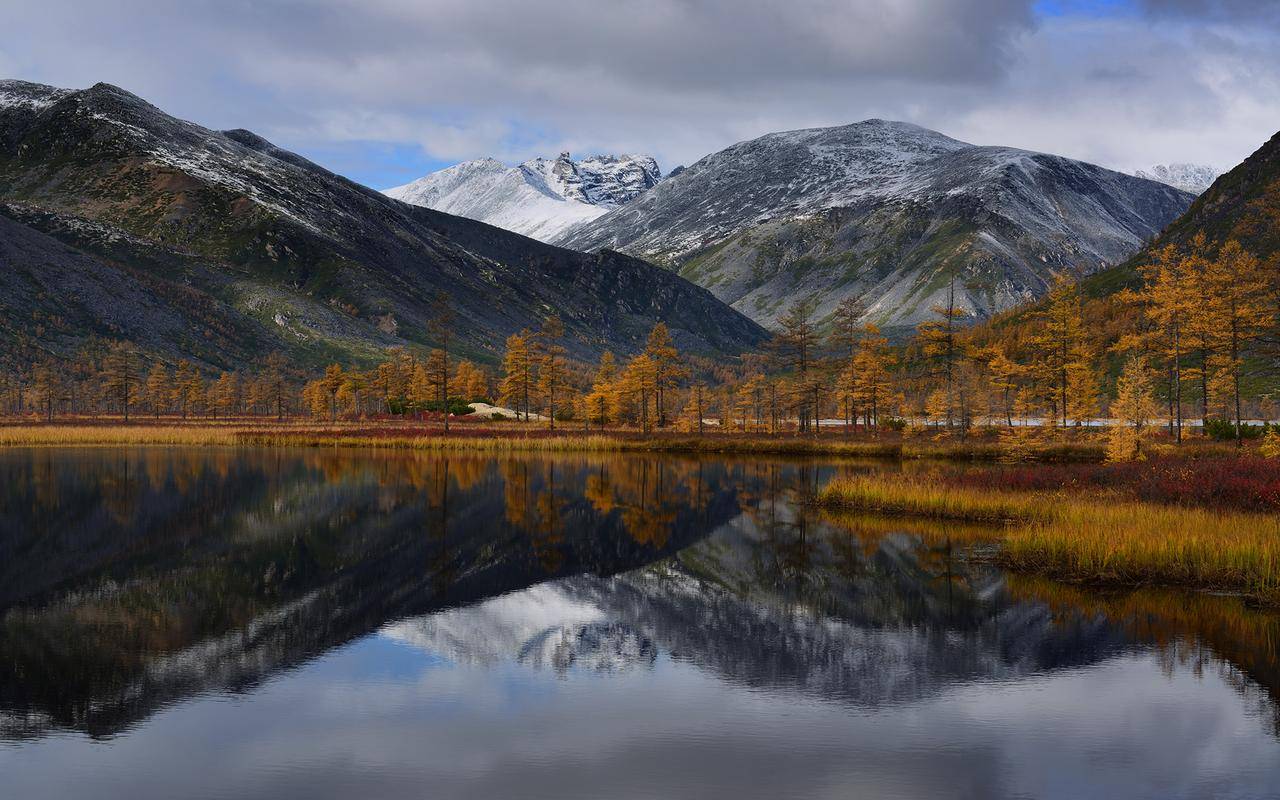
[[556, 119, 1194, 332], [1133, 163, 1219, 195], [0, 79, 73, 111], [519, 151, 661, 207], [385, 151, 660, 241]]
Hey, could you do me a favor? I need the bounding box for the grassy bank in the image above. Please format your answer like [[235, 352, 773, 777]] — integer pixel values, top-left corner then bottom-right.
[[0, 421, 1123, 460], [817, 476, 1280, 604]]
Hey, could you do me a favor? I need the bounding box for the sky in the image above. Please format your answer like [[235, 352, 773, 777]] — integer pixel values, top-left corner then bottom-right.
[[1, 0, 1278, 189]]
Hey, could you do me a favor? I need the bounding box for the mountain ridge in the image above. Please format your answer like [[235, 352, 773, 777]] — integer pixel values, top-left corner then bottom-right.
[[555, 119, 1194, 331], [0, 79, 765, 370], [385, 151, 661, 241]]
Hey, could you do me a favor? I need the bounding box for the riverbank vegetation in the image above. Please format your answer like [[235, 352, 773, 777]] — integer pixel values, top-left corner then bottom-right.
[[818, 473, 1280, 604], [0, 418, 1250, 463]]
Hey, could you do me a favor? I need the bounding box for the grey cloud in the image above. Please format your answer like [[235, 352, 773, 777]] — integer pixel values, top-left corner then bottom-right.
[[0, 0, 1277, 185], [1139, 0, 1280, 21]]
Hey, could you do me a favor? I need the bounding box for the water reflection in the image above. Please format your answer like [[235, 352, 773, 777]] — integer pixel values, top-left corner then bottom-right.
[[2, 448, 1279, 799]]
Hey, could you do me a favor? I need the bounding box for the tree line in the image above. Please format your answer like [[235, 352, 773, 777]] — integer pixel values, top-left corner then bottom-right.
[[4, 235, 1276, 448]]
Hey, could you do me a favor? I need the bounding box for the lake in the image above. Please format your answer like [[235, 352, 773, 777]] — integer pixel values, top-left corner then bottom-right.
[[2, 447, 1279, 799]]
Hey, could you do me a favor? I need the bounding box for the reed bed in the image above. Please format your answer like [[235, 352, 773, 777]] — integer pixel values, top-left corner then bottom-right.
[[818, 475, 1280, 603]]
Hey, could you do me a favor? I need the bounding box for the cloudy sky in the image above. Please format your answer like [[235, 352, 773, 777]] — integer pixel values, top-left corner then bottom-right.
[[2, 0, 1278, 189]]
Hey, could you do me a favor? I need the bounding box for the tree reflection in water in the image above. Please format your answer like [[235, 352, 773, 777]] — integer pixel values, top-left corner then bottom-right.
[[0, 447, 1276, 747]]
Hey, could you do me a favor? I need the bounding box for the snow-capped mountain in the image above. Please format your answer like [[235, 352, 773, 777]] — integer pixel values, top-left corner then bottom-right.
[[385, 152, 661, 241], [1133, 163, 1219, 195], [557, 120, 1194, 331]]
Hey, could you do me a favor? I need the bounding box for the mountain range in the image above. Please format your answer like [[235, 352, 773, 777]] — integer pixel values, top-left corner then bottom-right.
[[385, 152, 661, 241], [0, 80, 765, 371], [557, 120, 1195, 331]]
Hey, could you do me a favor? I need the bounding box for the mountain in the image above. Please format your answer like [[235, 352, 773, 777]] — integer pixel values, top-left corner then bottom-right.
[[968, 129, 1280, 373], [0, 80, 765, 370], [385, 152, 661, 242], [1133, 163, 1219, 195], [556, 120, 1194, 332], [1149, 132, 1280, 259]]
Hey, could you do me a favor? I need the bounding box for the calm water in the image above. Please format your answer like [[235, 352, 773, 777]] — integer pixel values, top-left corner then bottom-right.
[[2, 448, 1279, 799]]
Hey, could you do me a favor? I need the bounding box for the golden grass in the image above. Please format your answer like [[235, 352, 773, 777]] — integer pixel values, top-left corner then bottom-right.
[[0, 421, 1116, 461], [0, 425, 243, 447], [817, 475, 1280, 603]]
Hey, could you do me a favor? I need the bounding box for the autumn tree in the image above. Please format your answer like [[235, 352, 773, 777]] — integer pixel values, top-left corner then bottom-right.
[[830, 296, 867, 431], [101, 342, 140, 421], [621, 354, 658, 435], [1203, 240, 1271, 444], [643, 322, 686, 427], [535, 315, 568, 430], [424, 349, 450, 420], [173, 360, 197, 419], [500, 331, 535, 422], [852, 325, 895, 430], [1029, 274, 1091, 429], [427, 290, 455, 431], [1138, 244, 1193, 441], [451, 360, 490, 401], [30, 359, 64, 421], [775, 298, 821, 433], [320, 364, 344, 423], [1107, 355, 1161, 462], [675, 383, 707, 434], [262, 351, 289, 420], [145, 363, 172, 418], [584, 351, 618, 430], [915, 280, 969, 428], [176, 361, 206, 419], [212, 371, 242, 417], [979, 344, 1023, 427]]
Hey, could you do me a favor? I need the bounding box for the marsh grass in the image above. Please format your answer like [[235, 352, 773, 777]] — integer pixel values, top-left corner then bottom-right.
[[818, 475, 1280, 603]]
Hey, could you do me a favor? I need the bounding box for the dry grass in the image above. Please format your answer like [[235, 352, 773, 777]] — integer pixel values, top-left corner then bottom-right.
[[817, 475, 1280, 603], [0, 420, 1117, 461]]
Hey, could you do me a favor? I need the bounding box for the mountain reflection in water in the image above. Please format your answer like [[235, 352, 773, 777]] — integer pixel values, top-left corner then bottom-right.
[[1, 447, 1279, 800]]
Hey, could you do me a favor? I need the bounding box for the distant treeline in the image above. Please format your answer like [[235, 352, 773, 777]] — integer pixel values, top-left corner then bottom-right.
[[4, 236, 1278, 453]]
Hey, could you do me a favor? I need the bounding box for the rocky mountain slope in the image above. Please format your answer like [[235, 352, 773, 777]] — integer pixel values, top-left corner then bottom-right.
[[1133, 163, 1219, 195], [0, 80, 764, 370], [385, 152, 661, 241], [968, 128, 1280, 372], [557, 120, 1194, 332]]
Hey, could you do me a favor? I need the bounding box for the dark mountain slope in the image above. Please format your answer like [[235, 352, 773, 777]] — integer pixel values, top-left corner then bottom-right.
[[0, 80, 767, 369]]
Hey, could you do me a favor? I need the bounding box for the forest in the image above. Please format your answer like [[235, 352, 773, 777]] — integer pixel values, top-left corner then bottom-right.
[[4, 233, 1279, 463]]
